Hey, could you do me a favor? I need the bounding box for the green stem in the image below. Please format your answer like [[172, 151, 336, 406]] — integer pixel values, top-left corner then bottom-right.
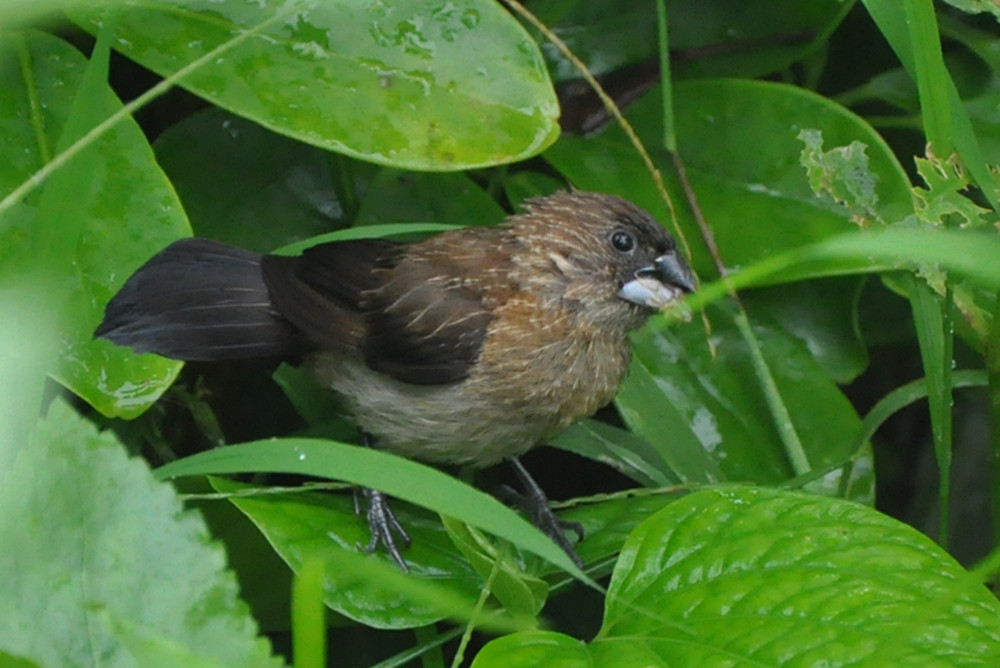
[[655, 0, 675, 152], [734, 310, 811, 476]]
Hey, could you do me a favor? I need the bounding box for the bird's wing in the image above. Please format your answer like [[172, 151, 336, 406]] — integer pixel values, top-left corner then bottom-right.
[[359, 248, 498, 385], [261, 230, 512, 386]]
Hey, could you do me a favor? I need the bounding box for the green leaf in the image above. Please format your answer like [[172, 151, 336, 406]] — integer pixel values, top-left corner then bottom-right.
[[441, 517, 549, 620], [0, 289, 58, 463], [503, 171, 564, 208], [73, 0, 560, 170], [212, 477, 485, 629], [153, 107, 349, 252], [472, 630, 590, 668], [941, 0, 1000, 25], [354, 169, 505, 227], [0, 651, 43, 668], [191, 482, 295, 633], [743, 277, 869, 384], [554, 490, 690, 571], [154, 439, 592, 583], [617, 301, 873, 500], [552, 420, 681, 488], [531, 0, 849, 82], [911, 152, 994, 228], [0, 400, 281, 668], [0, 31, 188, 418], [864, 0, 1000, 212], [799, 128, 887, 226], [272, 363, 346, 427], [0, 0, 118, 29], [473, 487, 1000, 667]]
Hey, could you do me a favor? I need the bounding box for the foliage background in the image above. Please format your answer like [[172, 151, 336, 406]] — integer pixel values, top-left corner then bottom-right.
[[3, 0, 1000, 666]]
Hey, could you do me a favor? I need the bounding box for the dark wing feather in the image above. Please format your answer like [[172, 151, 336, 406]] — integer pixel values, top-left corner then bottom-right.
[[95, 238, 303, 360], [359, 229, 510, 385], [262, 231, 506, 386], [361, 258, 495, 385], [261, 239, 393, 351]]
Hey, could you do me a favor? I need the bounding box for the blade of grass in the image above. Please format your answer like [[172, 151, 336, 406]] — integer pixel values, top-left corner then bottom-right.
[[900, 6, 958, 545], [413, 625, 445, 668], [863, 0, 999, 212], [902, 0, 953, 154], [674, 227, 1000, 315], [654, 1, 811, 477], [862, 0, 965, 546], [898, 279, 955, 544], [292, 556, 326, 668], [154, 438, 595, 585], [450, 555, 502, 668], [849, 370, 986, 464], [33, 14, 113, 270], [989, 294, 1000, 550], [274, 223, 461, 255]]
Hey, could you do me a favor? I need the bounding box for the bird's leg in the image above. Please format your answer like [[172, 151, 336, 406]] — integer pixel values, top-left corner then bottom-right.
[[507, 456, 585, 568], [353, 432, 412, 572]]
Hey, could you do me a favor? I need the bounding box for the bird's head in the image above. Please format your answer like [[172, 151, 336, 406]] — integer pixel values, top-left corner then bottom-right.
[[507, 190, 696, 331]]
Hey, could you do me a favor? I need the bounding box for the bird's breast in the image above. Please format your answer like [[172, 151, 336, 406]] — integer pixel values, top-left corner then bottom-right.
[[472, 299, 632, 426]]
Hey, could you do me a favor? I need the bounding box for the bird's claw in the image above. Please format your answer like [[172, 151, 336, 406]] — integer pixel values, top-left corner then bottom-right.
[[527, 501, 585, 569], [507, 458, 585, 569], [354, 486, 412, 572]]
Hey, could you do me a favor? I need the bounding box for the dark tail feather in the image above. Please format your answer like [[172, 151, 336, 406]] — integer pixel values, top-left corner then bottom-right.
[[95, 238, 303, 361]]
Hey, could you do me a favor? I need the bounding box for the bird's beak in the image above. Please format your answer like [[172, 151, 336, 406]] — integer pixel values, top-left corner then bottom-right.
[[618, 251, 696, 310]]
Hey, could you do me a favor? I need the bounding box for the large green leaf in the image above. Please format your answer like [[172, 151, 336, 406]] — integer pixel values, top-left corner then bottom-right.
[[0, 400, 281, 668], [74, 0, 560, 170], [473, 487, 1000, 667], [153, 107, 349, 252], [0, 31, 188, 418], [354, 168, 506, 227], [743, 277, 868, 384], [617, 301, 873, 499]]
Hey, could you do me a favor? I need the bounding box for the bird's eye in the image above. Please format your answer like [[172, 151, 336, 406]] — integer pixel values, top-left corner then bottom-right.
[[609, 229, 636, 253]]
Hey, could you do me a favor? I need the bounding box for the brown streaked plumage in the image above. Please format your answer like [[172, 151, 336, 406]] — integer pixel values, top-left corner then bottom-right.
[[95, 190, 696, 567]]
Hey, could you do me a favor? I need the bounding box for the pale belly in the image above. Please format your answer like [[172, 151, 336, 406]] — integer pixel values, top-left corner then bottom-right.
[[311, 342, 629, 467]]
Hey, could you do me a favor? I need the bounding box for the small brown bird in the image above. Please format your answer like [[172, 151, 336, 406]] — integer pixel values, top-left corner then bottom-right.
[[96, 190, 695, 568]]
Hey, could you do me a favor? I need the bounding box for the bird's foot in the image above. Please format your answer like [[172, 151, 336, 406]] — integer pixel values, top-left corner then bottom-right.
[[507, 457, 585, 569], [354, 486, 412, 572]]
